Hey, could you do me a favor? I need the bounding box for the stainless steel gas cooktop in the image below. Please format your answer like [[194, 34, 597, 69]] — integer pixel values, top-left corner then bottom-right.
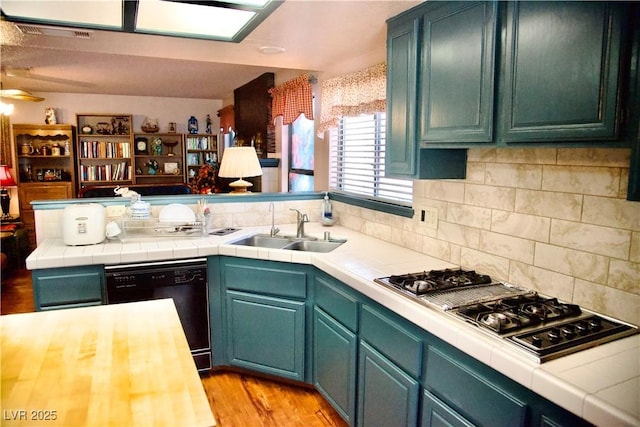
[[375, 268, 639, 363]]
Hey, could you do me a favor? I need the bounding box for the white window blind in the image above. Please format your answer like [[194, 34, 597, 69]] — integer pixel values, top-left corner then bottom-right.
[[329, 113, 413, 205]]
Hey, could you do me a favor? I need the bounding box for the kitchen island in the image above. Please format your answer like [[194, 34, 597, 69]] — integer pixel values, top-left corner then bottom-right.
[[1, 299, 216, 427], [25, 222, 639, 426]]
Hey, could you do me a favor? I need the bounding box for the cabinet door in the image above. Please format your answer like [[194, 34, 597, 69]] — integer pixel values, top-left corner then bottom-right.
[[357, 340, 420, 427], [226, 290, 305, 381], [386, 13, 420, 177], [498, 1, 624, 142], [422, 390, 474, 427], [32, 265, 104, 310], [419, 1, 497, 144], [313, 307, 357, 425]]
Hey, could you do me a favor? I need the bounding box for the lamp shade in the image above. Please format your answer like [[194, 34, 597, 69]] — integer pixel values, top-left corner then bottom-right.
[[218, 147, 262, 193], [0, 165, 17, 187]]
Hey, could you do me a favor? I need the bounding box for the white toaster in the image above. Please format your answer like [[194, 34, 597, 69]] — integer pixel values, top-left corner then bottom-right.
[[62, 203, 106, 245]]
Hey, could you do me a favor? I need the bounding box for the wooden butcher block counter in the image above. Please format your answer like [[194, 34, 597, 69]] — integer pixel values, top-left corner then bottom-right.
[[1, 299, 216, 427]]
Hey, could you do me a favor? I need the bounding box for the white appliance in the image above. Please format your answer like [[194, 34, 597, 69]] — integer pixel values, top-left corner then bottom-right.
[[62, 203, 106, 245]]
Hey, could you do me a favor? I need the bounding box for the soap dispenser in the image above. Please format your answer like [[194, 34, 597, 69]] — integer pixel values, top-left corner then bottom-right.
[[321, 192, 335, 226]]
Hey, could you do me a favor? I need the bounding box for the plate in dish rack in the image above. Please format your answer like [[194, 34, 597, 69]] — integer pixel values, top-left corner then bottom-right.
[[159, 203, 196, 223]]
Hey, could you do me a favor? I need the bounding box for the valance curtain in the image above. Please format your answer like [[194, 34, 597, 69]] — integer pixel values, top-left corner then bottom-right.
[[269, 74, 314, 125], [318, 62, 387, 138], [217, 105, 235, 133]]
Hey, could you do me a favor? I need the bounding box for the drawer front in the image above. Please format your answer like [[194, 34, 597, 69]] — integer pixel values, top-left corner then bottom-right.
[[360, 304, 422, 378], [19, 183, 72, 209], [33, 267, 104, 309], [314, 274, 358, 332], [425, 347, 527, 427], [222, 258, 307, 299]]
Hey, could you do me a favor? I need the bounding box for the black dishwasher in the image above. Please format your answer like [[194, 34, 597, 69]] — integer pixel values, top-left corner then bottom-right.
[[105, 258, 211, 372]]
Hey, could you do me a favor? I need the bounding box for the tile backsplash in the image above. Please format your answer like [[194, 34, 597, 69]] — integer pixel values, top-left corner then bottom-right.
[[33, 147, 638, 324], [335, 147, 640, 325]]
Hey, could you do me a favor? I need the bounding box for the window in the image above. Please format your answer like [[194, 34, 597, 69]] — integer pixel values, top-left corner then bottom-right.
[[289, 115, 314, 191], [329, 113, 412, 205]]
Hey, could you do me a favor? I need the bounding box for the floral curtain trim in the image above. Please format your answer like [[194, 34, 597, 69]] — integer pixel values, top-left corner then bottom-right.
[[269, 74, 314, 125], [318, 62, 386, 137], [217, 105, 235, 133]]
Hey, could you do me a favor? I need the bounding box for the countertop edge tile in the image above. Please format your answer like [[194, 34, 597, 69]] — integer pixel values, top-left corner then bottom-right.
[[584, 383, 640, 427], [532, 367, 588, 417]]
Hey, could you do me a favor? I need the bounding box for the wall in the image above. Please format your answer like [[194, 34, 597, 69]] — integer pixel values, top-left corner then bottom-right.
[[335, 147, 640, 325], [8, 92, 222, 135]]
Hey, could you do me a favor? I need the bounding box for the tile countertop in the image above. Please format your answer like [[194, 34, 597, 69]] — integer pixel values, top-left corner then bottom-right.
[[26, 223, 639, 427]]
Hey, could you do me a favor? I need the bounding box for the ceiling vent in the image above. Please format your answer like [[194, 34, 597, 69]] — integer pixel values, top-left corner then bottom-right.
[[14, 23, 93, 39]]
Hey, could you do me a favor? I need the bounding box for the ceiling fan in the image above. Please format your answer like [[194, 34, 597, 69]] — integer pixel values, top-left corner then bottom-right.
[[0, 88, 44, 102], [1, 68, 45, 102]]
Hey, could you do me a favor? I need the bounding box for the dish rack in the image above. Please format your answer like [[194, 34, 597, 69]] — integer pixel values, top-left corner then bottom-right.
[[120, 217, 205, 238]]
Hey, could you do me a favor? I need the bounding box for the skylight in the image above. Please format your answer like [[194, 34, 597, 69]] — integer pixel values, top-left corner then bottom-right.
[[0, 1, 123, 29], [0, 0, 282, 42], [136, 0, 256, 40]]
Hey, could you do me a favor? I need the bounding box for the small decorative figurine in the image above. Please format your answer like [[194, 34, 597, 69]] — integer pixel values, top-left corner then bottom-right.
[[44, 107, 57, 124], [188, 116, 198, 134], [152, 137, 163, 155], [145, 159, 159, 175], [206, 114, 212, 134]]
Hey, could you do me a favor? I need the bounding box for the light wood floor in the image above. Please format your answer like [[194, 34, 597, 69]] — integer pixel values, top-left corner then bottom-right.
[[1, 267, 348, 427]]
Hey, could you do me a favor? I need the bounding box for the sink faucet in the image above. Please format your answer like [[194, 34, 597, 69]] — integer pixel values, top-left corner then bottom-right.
[[269, 202, 280, 237], [290, 209, 309, 238]]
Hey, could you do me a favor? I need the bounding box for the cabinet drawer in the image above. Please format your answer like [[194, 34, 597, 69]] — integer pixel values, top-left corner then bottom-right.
[[425, 347, 527, 427], [19, 183, 72, 210], [222, 258, 307, 299], [360, 304, 422, 378], [33, 266, 104, 310], [314, 273, 358, 332]]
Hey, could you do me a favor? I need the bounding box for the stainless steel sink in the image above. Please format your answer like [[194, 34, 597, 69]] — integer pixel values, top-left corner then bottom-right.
[[283, 240, 343, 253], [229, 234, 345, 252], [230, 234, 291, 249]]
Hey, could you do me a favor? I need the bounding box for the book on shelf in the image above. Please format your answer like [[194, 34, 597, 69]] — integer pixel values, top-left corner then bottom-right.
[[186, 136, 214, 150], [80, 162, 130, 181], [80, 140, 131, 158]]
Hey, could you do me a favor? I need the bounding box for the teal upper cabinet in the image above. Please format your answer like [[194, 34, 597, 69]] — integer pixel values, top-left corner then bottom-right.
[[419, 1, 497, 144], [386, 8, 468, 179], [386, 11, 419, 176], [387, 0, 635, 174], [498, 2, 625, 143]]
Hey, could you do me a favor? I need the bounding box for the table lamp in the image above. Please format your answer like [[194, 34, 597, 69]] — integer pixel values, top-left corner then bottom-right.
[[0, 165, 17, 219], [218, 146, 262, 193]]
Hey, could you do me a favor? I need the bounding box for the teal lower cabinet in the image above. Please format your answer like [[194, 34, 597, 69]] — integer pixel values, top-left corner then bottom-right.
[[226, 290, 305, 381], [32, 265, 104, 310], [313, 307, 357, 424], [218, 257, 312, 382], [424, 347, 527, 427], [358, 304, 423, 427], [213, 262, 593, 426], [422, 390, 474, 427], [422, 345, 592, 427], [358, 340, 421, 427], [313, 271, 360, 425]]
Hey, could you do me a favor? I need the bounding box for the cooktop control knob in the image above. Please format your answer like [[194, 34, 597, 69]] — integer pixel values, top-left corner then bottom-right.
[[548, 328, 561, 343]]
